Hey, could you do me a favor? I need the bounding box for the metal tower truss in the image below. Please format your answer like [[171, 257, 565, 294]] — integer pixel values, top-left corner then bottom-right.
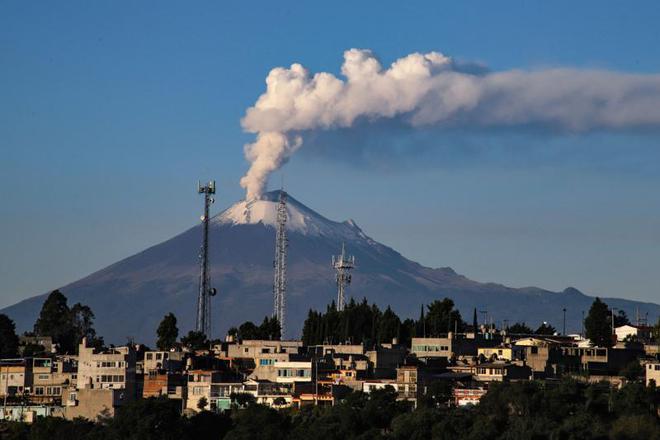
[[196, 180, 217, 338], [332, 243, 355, 311], [273, 191, 288, 338]]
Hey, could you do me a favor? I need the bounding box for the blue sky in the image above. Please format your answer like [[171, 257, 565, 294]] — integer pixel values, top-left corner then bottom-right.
[[1, 1, 660, 309]]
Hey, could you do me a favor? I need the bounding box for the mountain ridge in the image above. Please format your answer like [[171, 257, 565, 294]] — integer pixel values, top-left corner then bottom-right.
[[3, 190, 659, 344]]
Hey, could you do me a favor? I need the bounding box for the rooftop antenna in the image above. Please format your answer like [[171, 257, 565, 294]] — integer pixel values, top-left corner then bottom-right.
[[332, 243, 355, 311], [273, 189, 288, 338], [196, 180, 217, 338]]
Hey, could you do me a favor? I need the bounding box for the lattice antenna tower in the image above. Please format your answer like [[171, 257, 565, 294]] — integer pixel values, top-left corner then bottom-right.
[[273, 190, 288, 338], [332, 243, 355, 311], [196, 180, 217, 338]]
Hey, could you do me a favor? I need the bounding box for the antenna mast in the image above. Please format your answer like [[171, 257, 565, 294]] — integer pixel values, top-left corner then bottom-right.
[[196, 180, 217, 338], [273, 191, 288, 338], [332, 243, 355, 311]]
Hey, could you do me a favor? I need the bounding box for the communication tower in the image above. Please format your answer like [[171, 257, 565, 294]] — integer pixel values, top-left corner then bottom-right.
[[196, 180, 217, 338], [273, 191, 288, 338], [332, 243, 355, 311]]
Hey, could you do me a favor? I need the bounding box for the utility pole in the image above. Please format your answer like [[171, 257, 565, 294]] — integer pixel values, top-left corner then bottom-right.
[[2, 363, 8, 418], [314, 357, 319, 406], [196, 180, 217, 338], [273, 190, 288, 339], [562, 308, 567, 335]]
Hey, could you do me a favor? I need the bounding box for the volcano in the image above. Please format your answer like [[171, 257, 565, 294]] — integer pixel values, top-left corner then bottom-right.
[[3, 190, 659, 344]]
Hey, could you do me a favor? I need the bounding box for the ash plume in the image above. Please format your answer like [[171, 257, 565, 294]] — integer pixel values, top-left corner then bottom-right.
[[240, 49, 660, 200]]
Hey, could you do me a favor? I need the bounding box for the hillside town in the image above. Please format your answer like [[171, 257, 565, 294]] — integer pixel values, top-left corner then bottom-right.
[[1, 291, 659, 425]]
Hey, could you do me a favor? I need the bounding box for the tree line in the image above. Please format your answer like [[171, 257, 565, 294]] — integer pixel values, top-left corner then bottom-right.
[[0, 290, 655, 356], [0, 290, 103, 357]]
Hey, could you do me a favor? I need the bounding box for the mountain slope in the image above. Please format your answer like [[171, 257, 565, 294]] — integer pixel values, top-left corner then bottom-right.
[[3, 191, 659, 344]]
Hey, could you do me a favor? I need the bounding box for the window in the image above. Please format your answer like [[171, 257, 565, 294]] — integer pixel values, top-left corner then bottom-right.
[[531, 347, 538, 354], [38, 374, 49, 380], [146, 353, 153, 360], [156, 353, 162, 360], [35, 387, 44, 396], [655, 365, 660, 371], [192, 386, 204, 395], [244, 348, 249, 353]]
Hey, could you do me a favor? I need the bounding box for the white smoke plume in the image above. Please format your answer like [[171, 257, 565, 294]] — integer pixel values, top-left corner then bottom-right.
[[240, 49, 660, 200]]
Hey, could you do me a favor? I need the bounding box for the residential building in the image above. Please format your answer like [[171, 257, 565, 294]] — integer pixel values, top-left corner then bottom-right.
[[143, 350, 185, 373], [64, 387, 131, 420], [396, 365, 420, 405], [478, 345, 524, 362], [615, 325, 652, 343], [31, 357, 77, 405], [646, 362, 660, 387], [453, 388, 487, 406], [0, 359, 31, 399], [243, 379, 293, 407], [411, 334, 491, 360], [143, 370, 185, 399], [473, 362, 532, 382], [76, 338, 136, 395], [185, 370, 243, 412], [227, 340, 302, 359], [363, 379, 398, 394], [18, 336, 54, 355]]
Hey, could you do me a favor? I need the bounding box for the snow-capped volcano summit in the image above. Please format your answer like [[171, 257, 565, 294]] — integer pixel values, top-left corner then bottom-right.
[[2, 191, 659, 344], [215, 190, 369, 241]]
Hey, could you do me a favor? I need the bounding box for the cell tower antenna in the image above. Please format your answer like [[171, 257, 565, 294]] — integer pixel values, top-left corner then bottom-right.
[[273, 190, 288, 338], [332, 243, 355, 311], [196, 180, 217, 338]]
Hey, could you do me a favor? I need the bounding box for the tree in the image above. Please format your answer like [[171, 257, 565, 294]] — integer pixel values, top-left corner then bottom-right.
[[508, 322, 533, 334], [585, 297, 614, 347], [272, 396, 287, 407], [237, 321, 260, 340], [21, 343, 46, 357], [181, 330, 208, 350], [377, 306, 401, 343], [424, 299, 464, 337], [258, 316, 281, 341], [156, 313, 179, 350], [230, 392, 256, 408], [613, 309, 630, 327], [535, 322, 556, 335], [653, 316, 660, 343], [620, 361, 644, 381], [34, 290, 76, 353], [0, 314, 19, 358], [197, 396, 208, 411], [32, 290, 101, 354], [70, 303, 103, 350]]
